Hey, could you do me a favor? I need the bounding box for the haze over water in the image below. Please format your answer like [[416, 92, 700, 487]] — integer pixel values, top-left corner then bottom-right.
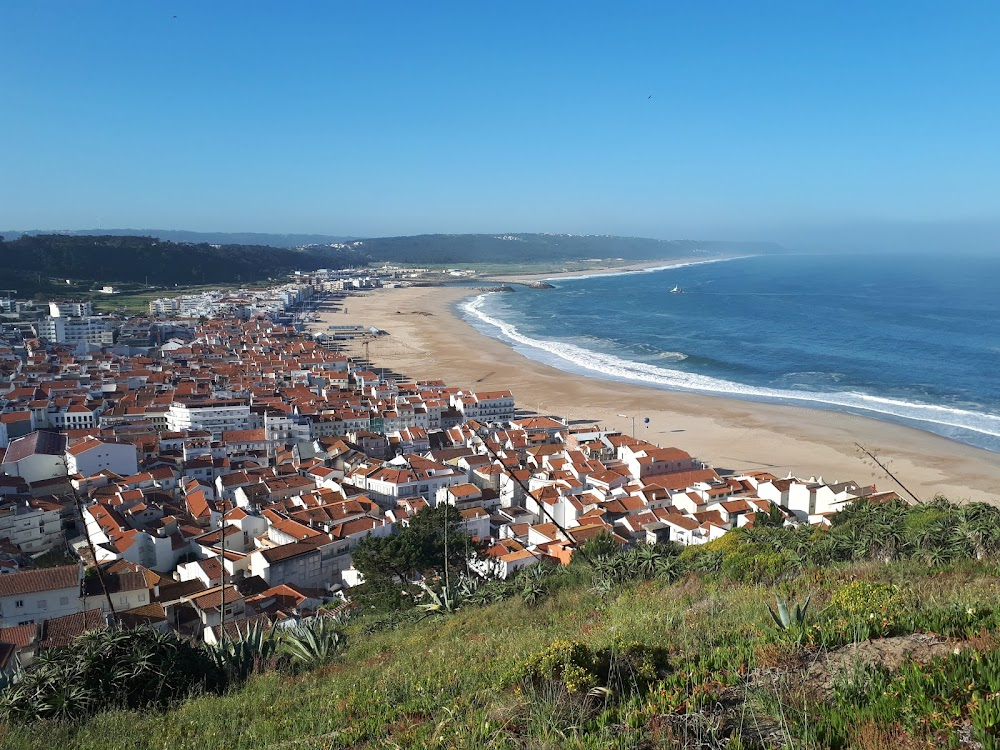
[[462, 254, 1000, 452]]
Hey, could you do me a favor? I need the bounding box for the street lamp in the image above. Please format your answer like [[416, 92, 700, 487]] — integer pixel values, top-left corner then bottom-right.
[[617, 413, 636, 438]]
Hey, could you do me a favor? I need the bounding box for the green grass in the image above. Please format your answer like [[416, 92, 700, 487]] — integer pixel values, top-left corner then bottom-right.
[[30, 548, 79, 568], [5, 556, 1000, 750]]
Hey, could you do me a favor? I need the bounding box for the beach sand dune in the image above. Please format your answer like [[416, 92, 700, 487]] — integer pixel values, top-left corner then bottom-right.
[[314, 284, 1000, 505]]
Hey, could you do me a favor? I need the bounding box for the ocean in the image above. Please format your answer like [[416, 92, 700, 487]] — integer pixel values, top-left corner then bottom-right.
[[459, 253, 1000, 452]]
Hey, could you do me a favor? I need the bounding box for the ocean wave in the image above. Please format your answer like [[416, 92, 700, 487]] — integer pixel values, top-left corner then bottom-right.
[[655, 351, 689, 361], [545, 255, 753, 282], [460, 294, 1000, 441]]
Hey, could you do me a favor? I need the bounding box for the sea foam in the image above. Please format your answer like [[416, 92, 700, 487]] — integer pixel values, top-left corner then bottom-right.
[[460, 294, 1000, 443]]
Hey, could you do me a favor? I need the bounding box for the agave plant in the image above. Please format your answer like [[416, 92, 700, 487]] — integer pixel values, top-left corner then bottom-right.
[[631, 544, 668, 578], [414, 580, 462, 618], [211, 621, 278, 682], [521, 574, 547, 606], [281, 617, 347, 670], [767, 593, 811, 641], [0, 626, 226, 724], [456, 572, 484, 601]]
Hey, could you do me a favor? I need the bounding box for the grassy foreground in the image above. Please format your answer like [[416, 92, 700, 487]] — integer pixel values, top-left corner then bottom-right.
[[4, 550, 1000, 749]]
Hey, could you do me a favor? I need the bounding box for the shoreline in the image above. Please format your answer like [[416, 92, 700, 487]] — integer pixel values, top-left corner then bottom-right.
[[312, 285, 1000, 505], [483, 255, 743, 283]]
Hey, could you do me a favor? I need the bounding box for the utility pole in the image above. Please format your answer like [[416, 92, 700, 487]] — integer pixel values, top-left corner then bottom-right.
[[218, 508, 226, 640], [443, 504, 450, 594], [71, 484, 118, 624]]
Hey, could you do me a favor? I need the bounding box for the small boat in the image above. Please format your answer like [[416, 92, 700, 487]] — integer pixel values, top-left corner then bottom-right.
[[670, 286, 683, 294]]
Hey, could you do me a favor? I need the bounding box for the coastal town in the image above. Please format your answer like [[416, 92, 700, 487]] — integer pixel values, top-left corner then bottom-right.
[[0, 268, 901, 676]]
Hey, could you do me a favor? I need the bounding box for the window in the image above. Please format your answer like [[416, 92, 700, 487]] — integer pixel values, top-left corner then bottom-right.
[[38, 600, 47, 610], [59, 596, 69, 605], [15, 600, 24, 608]]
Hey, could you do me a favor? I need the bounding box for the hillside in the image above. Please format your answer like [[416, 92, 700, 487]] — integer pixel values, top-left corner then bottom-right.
[[4, 499, 1000, 750], [0, 234, 365, 296], [1, 229, 359, 249]]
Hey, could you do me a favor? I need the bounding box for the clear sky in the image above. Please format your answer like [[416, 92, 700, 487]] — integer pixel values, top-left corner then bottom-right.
[[1, 1, 999, 246]]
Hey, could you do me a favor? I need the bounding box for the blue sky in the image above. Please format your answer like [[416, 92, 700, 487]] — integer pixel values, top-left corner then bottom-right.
[[1, 1, 998, 245]]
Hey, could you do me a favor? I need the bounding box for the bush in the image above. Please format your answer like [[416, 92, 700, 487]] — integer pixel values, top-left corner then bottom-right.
[[721, 544, 799, 583], [521, 640, 600, 694], [519, 639, 669, 697], [830, 580, 906, 624], [0, 627, 226, 724]]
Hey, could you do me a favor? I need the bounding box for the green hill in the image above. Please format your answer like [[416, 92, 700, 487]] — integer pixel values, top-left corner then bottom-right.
[[4, 499, 1000, 750], [0, 229, 360, 249], [0, 234, 365, 296]]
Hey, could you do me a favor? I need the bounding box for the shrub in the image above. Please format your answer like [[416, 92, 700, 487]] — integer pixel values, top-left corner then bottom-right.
[[722, 545, 799, 583], [830, 580, 906, 624], [766, 593, 812, 644], [519, 639, 669, 698], [520, 640, 600, 694], [0, 627, 225, 724]]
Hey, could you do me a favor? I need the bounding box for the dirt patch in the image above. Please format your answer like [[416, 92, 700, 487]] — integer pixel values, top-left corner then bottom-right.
[[755, 633, 961, 698], [808, 633, 954, 690]]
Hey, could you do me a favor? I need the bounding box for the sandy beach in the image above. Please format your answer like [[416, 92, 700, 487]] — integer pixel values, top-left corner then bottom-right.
[[313, 283, 1000, 505]]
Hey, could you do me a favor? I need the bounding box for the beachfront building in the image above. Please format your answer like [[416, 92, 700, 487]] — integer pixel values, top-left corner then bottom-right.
[[451, 390, 516, 423]]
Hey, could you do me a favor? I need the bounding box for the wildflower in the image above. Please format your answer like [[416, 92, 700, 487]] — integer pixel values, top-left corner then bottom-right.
[[953, 647, 962, 655], [967, 607, 976, 616]]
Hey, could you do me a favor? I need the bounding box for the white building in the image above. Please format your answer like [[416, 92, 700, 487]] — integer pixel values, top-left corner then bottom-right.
[[50, 404, 99, 430], [0, 565, 82, 628], [451, 390, 515, 423], [166, 400, 252, 439], [356, 455, 464, 505], [249, 537, 350, 590], [47, 301, 93, 318], [0, 498, 64, 555], [66, 436, 139, 478], [36, 316, 115, 345], [0, 431, 67, 484]]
